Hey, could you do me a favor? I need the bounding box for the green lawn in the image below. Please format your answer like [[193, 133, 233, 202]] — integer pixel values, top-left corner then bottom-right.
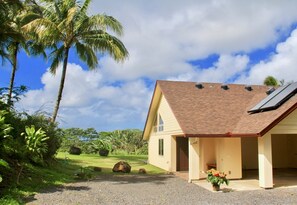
[[57, 152, 164, 174], [0, 153, 165, 205]]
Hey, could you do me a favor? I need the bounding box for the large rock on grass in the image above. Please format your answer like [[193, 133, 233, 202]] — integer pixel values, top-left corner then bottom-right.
[[112, 161, 131, 173], [138, 168, 146, 174], [69, 146, 82, 155], [99, 149, 109, 156]]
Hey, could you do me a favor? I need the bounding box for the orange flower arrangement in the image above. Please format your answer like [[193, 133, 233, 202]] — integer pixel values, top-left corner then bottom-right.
[[206, 169, 229, 187]]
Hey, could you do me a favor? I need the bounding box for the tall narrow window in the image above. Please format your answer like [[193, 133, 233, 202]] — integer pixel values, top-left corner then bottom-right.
[[159, 139, 164, 156], [159, 115, 164, 132]]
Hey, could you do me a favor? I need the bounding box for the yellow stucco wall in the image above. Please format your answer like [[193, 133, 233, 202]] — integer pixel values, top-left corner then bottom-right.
[[216, 138, 242, 179], [197, 137, 242, 179], [148, 95, 182, 172], [199, 138, 216, 178]]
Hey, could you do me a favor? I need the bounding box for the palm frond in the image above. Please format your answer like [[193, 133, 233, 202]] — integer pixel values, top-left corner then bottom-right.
[[20, 12, 42, 26], [83, 32, 128, 62], [27, 40, 47, 58], [49, 45, 65, 74], [22, 18, 61, 45], [53, 1, 62, 20], [66, 7, 78, 26], [90, 14, 124, 36], [75, 41, 97, 69], [76, 14, 123, 36], [80, 0, 91, 15]]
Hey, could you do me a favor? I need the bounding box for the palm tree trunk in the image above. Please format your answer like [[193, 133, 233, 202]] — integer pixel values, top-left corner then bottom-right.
[[51, 47, 70, 122], [8, 42, 19, 106]]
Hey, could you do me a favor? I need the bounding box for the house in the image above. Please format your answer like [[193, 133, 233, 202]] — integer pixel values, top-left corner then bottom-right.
[[143, 80, 297, 188]]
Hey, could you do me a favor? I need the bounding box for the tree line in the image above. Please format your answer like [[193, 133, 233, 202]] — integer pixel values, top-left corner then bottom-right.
[[59, 128, 147, 155]]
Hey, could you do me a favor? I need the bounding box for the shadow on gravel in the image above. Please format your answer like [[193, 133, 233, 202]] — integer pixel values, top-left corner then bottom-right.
[[23, 185, 91, 204], [24, 174, 174, 203], [64, 185, 91, 191], [93, 174, 175, 185]]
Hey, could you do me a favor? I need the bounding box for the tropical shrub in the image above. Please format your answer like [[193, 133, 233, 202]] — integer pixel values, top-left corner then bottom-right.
[[0, 159, 9, 183], [22, 125, 49, 164], [0, 111, 13, 140], [23, 113, 62, 161], [81, 142, 98, 154], [74, 166, 93, 180], [0, 109, 17, 187]]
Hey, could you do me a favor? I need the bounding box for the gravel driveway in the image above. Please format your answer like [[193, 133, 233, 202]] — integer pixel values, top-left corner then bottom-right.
[[25, 174, 297, 205]]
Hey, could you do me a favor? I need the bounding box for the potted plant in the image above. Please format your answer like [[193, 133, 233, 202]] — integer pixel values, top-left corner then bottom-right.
[[206, 169, 229, 191]]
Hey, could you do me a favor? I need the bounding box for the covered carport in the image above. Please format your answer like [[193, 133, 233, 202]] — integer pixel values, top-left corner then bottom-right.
[[242, 107, 297, 188]]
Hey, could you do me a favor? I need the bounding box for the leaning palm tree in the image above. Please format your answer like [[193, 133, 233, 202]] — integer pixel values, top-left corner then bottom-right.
[[6, 2, 46, 105], [23, 0, 128, 122]]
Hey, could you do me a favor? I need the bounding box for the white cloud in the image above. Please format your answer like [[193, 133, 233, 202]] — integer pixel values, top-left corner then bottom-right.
[[17, 64, 152, 130], [91, 0, 297, 81], [167, 54, 249, 83], [236, 28, 297, 84]]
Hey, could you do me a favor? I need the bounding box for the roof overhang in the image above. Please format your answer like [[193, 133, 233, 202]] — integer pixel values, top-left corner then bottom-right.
[[142, 82, 161, 140], [184, 133, 261, 138]]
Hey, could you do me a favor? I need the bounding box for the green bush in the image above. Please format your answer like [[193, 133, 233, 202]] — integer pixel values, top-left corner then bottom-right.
[[0, 159, 9, 183], [0, 99, 62, 192], [22, 113, 62, 161], [22, 126, 49, 164], [80, 141, 97, 154]]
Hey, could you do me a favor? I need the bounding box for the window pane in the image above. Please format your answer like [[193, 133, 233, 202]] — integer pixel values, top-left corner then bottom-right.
[[159, 115, 164, 132]]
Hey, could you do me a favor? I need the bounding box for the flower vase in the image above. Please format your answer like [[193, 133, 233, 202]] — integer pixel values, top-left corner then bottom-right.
[[212, 184, 220, 191]]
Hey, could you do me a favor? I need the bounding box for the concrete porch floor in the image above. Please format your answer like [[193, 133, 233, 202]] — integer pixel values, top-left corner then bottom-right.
[[175, 168, 297, 192]]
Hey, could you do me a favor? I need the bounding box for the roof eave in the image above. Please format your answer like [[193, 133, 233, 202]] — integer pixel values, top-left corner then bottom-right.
[[184, 133, 260, 138], [142, 81, 159, 140]]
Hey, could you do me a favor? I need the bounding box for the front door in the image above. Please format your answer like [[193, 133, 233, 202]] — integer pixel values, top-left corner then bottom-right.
[[176, 137, 189, 171]]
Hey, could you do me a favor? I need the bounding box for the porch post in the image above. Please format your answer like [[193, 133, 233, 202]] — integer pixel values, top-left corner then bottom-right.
[[258, 133, 273, 188], [188, 138, 200, 183]]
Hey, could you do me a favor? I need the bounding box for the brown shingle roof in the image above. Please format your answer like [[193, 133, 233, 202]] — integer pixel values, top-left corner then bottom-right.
[[157, 80, 297, 137]]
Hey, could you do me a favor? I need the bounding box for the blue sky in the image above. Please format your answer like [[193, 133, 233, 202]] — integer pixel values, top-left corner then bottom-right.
[[1, 0, 297, 131]]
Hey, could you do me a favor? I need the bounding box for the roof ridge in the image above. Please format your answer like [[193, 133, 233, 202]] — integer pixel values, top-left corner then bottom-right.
[[158, 80, 268, 87]]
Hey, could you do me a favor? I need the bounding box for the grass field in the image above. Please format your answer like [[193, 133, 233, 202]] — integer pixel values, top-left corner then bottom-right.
[[0, 153, 165, 204], [57, 152, 164, 174]]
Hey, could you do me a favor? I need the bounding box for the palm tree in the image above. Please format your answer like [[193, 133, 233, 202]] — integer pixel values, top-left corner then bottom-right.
[[23, 0, 128, 122], [6, 1, 46, 105], [0, 0, 23, 63]]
